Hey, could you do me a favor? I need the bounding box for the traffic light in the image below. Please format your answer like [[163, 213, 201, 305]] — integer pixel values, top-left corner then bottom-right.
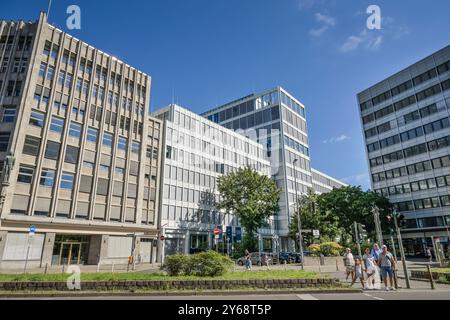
[[386, 214, 395, 235], [357, 223, 368, 242], [398, 214, 406, 229]]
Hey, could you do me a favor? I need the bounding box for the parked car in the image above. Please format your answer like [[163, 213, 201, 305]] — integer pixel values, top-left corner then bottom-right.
[[278, 252, 295, 264], [236, 252, 279, 266]]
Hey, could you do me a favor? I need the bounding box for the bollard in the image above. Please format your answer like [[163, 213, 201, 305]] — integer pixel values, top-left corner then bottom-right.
[[336, 258, 339, 271], [97, 263, 100, 273], [44, 263, 48, 274], [111, 263, 115, 273], [62, 264, 65, 274], [284, 260, 287, 271], [318, 261, 322, 273], [427, 264, 435, 290]]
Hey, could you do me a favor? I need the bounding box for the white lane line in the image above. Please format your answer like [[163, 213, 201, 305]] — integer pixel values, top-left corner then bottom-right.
[[363, 293, 384, 300], [296, 294, 319, 300]]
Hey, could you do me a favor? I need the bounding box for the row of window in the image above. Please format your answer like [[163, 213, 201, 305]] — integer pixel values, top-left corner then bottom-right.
[[394, 194, 450, 212], [221, 106, 281, 131], [283, 135, 310, 157], [0, 35, 33, 52], [369, 134, 450, 168], [42, 41, 147, 98], [367, 116, 450, 153], [28, 109, 141, 151], [0, 57, 28, 74], [360, 60, 450, 111], [365, 103, 440, 138], [18, 165, 74, 189], [375, 174, 450, 196], [165, 144, 267, 174], [362, 78, 450, 125], [371, 154, 450, 183], [161, 204, 225, 225]]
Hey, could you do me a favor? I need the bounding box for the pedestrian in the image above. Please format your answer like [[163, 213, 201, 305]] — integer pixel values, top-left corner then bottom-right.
[[244, 249, 252, 271], [371, 243, 382, 262], [378, 245, 396, 291], [363, 247, 381, 290], [426, 247, 433, 263], [263, 253, 271, 270], [343, 248, 355, 282], [351, 259, 365, 289]]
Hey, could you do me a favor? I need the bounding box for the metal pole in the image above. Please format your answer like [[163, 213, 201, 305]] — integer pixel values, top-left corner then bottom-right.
[[354, 222, 362, 259], [293, 159, 304, 270], [390, 235, 397, 259], [372, 207, 383, 246], [394, 212, 410, 289], [426, 264, 435, 290], [23, 242, 31, 274]]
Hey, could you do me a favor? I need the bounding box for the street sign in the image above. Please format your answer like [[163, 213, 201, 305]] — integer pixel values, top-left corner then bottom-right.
[[29, 225, 36, 236], [216, 225, 223, 241], [235, 227, 242, 242], [313, 229, 320, 238], [226, 226, 232, 237], [160, 235, 166, 241], [213, 228, 220, 235]]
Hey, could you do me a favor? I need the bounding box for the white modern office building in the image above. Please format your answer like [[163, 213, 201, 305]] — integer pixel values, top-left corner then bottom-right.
[[153, 104, 272, 258], [358, 45, 450, 257], [202, 87, 346, 251]]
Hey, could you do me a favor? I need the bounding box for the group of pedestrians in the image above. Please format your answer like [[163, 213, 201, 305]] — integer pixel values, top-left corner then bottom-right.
[[343, 243, 398, 291]]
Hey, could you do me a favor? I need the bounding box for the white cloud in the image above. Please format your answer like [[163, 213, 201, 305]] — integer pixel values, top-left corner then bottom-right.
[[322, 134, 350, 144], [340, 29, 383, 53], [309, 13, 336, 37], [339, 16, 408, 53]]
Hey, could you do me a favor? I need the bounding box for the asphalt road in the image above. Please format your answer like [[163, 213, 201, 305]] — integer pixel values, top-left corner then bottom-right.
[[2, 289, 450, 300]]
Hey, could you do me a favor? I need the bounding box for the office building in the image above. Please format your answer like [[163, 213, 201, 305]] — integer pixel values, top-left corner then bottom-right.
[[357, 45, 450, 257], [0, 13, 162, 268], [311, 168, 347, 194], [202, 87, 346, 251], [153, 104, 272, 258]]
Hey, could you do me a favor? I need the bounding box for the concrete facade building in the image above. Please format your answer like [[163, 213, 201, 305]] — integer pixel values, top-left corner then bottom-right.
[[0, 13, 162, 268], [311, 168, 348, 195], [153, 104, 272, 258], [357, 45, 450, 257], [202, 87, 346, 251]]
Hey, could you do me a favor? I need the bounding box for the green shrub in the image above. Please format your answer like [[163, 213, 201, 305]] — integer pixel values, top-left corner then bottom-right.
[[319, 242, 343, 256], [308, 244, 321, 257], [189, 251, 234, 277], [161, 254, 189, 276], [160, 251, 233, 277]]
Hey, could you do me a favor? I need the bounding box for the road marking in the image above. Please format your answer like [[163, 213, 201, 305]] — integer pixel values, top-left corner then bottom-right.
[[363, 293, 384, 300], [296, 294, 319, 300]]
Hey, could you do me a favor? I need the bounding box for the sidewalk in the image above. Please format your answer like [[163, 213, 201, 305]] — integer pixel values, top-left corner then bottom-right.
[[0, 263, 162, 274]]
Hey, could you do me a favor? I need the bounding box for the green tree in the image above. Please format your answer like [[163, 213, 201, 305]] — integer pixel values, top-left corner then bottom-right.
[[316, 186, 392, 244], [289, 188, 342, 246], [217, 167, 280, 251]]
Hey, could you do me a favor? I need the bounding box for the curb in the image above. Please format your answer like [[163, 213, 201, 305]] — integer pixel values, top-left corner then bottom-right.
[[0, 288, 362, 298]]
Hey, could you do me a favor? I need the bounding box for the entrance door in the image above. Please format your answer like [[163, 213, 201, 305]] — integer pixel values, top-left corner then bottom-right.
[[59, 242, 82, 265]]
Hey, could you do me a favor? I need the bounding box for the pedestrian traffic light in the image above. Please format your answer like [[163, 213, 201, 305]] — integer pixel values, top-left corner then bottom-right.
[[398, 214, 406, 228], [357, 223, 367, 242]]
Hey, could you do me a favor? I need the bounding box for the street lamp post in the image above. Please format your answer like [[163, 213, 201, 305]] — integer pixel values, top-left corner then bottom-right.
[[293, 159, 305, 270]]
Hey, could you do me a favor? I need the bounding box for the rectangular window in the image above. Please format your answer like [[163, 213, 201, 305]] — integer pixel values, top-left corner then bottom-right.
[[2, 107, 16, 123], [46, 66, 54, 81], [64, 145, 79, 164], [131, 141, 140, 154], [102, 132, 113, 147], [40, 169, 55, 187], [87, 127, 98, 143], [39, 63, 46, 78], [29, 109, 45, 127], [60, 172, 74, 190], [44, 141, 60, 160], [50, 116, 64, 133], [0, 132, 10, 152], [69, 122, 82, 139], [118, 137, 127, 150], [17, 165, 34, 184], [23, 135, 40, 156]]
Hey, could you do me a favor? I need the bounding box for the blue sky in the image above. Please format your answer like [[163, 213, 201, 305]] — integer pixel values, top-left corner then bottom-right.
[[3, 0, 450, 190]]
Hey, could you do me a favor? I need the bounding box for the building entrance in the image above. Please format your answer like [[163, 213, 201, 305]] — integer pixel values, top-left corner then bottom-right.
[[52, 235, 90, 265]]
